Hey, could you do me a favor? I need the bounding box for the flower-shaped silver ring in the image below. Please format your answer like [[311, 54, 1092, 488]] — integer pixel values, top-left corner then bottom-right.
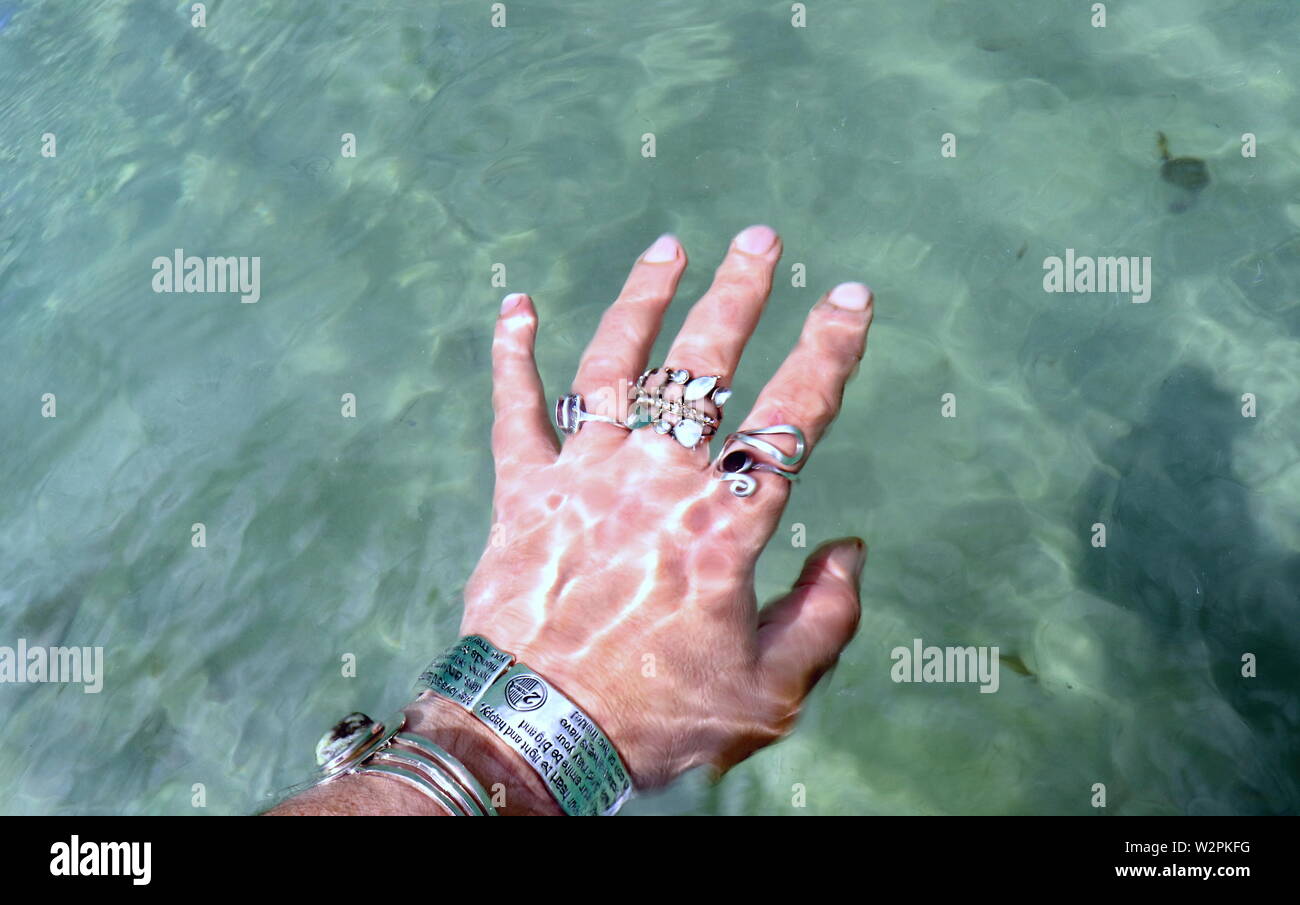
[[624, 366, 731, 449]]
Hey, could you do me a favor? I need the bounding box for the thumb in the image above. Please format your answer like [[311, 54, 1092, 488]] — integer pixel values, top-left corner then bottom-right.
[[757, 538, 865, 699]]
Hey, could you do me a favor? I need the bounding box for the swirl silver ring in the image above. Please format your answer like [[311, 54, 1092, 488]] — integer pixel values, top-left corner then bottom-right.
[[713, 425, 808, 497]]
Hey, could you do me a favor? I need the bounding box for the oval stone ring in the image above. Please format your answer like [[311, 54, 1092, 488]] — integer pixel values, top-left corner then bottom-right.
[[554, 393, 630, 436]]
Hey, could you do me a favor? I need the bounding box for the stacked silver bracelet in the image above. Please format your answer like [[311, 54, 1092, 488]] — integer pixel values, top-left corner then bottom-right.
[[293, 710, 497, 816], [283, 636, 631, 816]]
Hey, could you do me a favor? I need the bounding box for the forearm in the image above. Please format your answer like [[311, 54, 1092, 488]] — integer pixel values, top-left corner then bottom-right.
[[265, 693, 562, 816]]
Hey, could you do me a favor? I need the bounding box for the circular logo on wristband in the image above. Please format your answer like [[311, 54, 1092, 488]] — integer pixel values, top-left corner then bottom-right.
[[504, 675, 547, 711]]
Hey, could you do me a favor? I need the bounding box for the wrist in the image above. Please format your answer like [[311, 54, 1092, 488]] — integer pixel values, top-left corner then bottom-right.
[[403, 692, 563, 816]]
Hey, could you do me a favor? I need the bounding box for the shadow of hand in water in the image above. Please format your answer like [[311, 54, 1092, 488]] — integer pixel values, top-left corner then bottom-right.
[[1074, 364, 1300, 812]]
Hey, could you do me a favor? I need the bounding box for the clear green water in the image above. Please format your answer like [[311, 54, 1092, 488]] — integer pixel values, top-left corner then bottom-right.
[[2, 0, 1298, 815]]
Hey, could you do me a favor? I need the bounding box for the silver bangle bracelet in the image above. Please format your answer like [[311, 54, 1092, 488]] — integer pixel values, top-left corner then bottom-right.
[[358, 762, 464, 815], [395, 733, 496, 816], [275, 711, 499, 816]]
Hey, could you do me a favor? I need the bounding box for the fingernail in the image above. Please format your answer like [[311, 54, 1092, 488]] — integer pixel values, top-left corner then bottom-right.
[[642, 234, 680, 263], [501, 292, 526, 314], [828, 282, 872, 310], [735, 224, 777, 255], [833, 539, 868, 578]]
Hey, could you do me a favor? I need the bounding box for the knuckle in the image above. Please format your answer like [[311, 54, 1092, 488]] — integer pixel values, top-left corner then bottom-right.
[[578, 353, 628, 384], [808, 312, 866, 364], [592, 326, 638, 358], [710, 278, 768, 315], [722, 250, 775, 284], [597, 306, 635, 335], [765, 383, 838, 429], [756, 691, 802, 740], [799, 381, 844, 422], [670, 341, 728, 377], [620, 282, 672, 307]]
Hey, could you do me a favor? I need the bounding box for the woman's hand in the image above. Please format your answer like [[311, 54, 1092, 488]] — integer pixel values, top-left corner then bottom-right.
[[461, 225, 874, 790]]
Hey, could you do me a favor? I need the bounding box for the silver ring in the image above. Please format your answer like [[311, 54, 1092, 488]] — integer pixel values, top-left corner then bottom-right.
[[554, 393, 628, 435], [713, 424, 807, 497]]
